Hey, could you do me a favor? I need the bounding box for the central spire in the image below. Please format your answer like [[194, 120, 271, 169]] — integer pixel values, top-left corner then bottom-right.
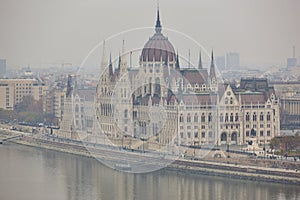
[[155, 2, 162, 34]]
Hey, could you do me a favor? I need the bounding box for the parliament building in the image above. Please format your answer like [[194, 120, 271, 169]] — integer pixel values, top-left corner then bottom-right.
[[93, 9, 280, 150]]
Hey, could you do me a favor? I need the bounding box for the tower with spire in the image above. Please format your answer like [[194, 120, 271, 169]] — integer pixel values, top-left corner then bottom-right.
[[209, 50, 218, 91]]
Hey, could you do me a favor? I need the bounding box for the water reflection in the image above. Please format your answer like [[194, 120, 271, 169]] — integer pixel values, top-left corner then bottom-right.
[[0, 144, 299, 200]]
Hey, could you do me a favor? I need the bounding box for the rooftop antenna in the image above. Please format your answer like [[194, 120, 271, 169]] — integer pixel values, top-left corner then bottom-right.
[[293, 46, 296, 58]]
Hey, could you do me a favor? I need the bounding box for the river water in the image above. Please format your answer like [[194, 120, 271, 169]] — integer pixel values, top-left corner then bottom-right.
[[0, 143, 299, 200]]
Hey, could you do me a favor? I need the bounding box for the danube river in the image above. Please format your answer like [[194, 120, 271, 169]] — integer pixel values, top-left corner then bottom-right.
[[0, 143, 299, 200]]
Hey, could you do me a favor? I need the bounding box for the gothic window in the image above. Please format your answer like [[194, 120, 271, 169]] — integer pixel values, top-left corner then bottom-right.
[[267, 112, 271, 121], [253, 112, 257, 121], [194, 132, 198, 138], [187, 132, 191, 138], [246, 131, 249, 137], [194, 114, 198, 123], [225, 113, 229, 122], [235, 113, 239, 121], [201, 113, 205, 123], [221, 132, 227, 141], [208, 113, 212, 122], [220, 113, 224, 122], [260, 131, 264, 137], [230, 113, 234, 122], [230, 97, 233, 104], [260, 112, 264, 121], [187, 113, 191, 123], [246, 112, 250, 121], [179, 114, 184, 123]]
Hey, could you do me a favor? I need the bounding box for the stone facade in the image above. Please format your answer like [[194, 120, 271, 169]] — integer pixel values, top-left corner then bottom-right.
[[94, 10, 280, 148]]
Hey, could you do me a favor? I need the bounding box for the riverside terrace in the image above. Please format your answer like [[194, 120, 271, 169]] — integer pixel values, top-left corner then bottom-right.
[[1, 126, 300, 185]]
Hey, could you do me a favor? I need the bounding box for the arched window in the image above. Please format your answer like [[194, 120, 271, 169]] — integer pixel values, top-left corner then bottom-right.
[[221, 132, 227, 142], [246, 112, 250, 121], [253, 112, 257, 121], [225, 113, 229, 122], [267, 112, 271, 121], [208, 113, 212, 122], [187, 113, 191, 123], [201, 113, 205, 123], [231, 132, 237, 141], [230, 113, 234, 122], [194, 114, 198, 123], [235, 113, 239, 121], [179, 114, 184, 123], [260, 112, 264, 121], [220, 113, 224, 122]]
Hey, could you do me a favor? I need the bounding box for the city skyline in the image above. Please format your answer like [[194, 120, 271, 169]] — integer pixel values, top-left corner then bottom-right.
[[0, 0, 299, 69]]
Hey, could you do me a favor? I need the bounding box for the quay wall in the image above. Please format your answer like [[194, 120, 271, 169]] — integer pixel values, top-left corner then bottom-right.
[[2, 132, 300, 185]]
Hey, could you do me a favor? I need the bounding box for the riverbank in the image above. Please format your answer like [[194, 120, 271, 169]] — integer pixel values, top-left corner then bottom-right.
[[1, 130, 300, 185]]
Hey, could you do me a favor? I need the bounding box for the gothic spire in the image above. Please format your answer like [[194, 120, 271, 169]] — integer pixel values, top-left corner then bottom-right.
[[198, 51, 203, 69], [155, 3, 162, 34], [209, 50, 216, 79], [109, 53, 113, 77], [118, 52, 121, 70], [175, 50, 180, 70]]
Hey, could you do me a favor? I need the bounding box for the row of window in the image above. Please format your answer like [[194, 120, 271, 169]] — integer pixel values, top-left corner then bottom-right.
[[179, 113, 213, 123], [179, 112, 273, 123], [246, 112, 271, 121], [220, 113, 239, 122], [245, 130, 271, 137], [246, 124, 271, 129], [180, 131, 213, 139], [16, 83, 32, 86]]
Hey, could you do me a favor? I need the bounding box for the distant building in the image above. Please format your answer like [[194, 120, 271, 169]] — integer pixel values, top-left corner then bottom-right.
[[287, 46, 298, 68], [44, 87, 66, 126], [0, 59, 6, 78], [226, 52, 240, 69], [0, 78, 47, 110], [216, 56, 225, 71], [280, 97, 300, 129], [287, 58, 297, 68]]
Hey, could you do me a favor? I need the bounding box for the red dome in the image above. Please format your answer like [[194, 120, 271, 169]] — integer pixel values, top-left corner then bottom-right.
[[141, 33, 176, 62]]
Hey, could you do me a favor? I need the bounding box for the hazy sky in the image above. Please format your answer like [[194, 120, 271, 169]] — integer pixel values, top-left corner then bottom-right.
[[0, 0, 299, 69]]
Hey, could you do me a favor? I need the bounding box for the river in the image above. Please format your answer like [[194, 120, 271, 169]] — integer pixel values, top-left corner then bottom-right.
[[0, 143, 299, 200]]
